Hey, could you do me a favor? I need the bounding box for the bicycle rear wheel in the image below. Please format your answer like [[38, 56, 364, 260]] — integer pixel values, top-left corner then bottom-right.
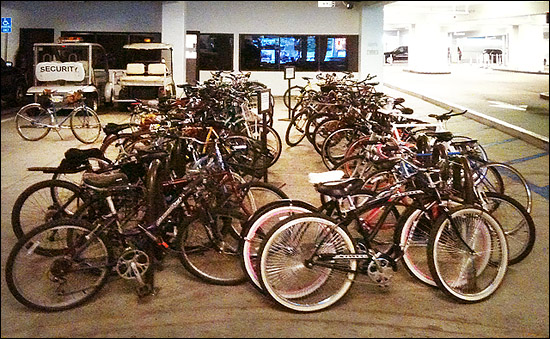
[[283, 85, 304, 110], [428, 205, 508, 303], [15, 104, 52, 141], [5, 219, 111, 312], [70, 107, 102, 144], [259, 213, 357, 312]]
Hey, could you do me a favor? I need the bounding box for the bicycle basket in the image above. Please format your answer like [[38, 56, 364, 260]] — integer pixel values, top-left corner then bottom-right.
[[65, 91, 83, 104], [37, 95, 52, 108]]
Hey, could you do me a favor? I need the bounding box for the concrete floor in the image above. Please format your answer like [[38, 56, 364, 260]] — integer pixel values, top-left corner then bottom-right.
[[1, 89, 549, 337]]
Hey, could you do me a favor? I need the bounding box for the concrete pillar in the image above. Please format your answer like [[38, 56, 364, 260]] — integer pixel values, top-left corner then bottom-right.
[[408, 22, 450, 74], [360, 4, 384, 82], [509, 24, 546, 72], [162, 1, 186, 97]]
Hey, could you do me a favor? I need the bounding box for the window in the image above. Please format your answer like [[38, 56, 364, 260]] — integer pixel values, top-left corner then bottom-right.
[[239, 34, 358, 72], [61, 32, 161, 70], [197, 33, 233, 71]]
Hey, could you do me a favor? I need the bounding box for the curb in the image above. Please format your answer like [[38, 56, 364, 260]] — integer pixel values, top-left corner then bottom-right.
[[383, 82, 549, 151]]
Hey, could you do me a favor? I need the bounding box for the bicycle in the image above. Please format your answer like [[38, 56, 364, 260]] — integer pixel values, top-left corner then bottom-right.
[[15, 89, 102, 144], [239, 169, 400, 294], [256, 153, 508, 311]]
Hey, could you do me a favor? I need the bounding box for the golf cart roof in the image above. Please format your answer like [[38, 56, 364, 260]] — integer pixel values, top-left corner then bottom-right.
[[123, 43, 173, 50]]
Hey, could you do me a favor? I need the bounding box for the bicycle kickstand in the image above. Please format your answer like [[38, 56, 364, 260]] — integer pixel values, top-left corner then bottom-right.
[[53, 127, 65, 140]]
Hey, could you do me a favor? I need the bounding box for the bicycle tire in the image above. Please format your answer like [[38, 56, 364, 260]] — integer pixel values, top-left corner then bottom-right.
[[5, 218, 112, 312], [284, 110, 308, 146], [477, 162, 532, 214], [258, 212, 357, 312], [15, 104, 52, 141], [176, 209, 248, 285], [70, 107, 102, 144], [427, 205, 508, 303], [283, 85, 304, 110], [312, 117, 342, 155], [11, 179, 90, 239], [321, 128, 368, 170], [238, 181, 289, 218], [239, 199, 318, 293], [480, 191, 535, 265]]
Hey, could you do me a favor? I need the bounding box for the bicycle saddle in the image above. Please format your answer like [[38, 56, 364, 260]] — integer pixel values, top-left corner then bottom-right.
[[82, 171, 129, 188], [315, 178, 365, 198]]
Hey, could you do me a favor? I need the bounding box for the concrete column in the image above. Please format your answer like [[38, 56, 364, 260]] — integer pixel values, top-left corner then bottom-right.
[[360, 4, 384, 82], [162, 1, 186, 97], [509, 24, 546, 72], [408, 22, 450, 74]]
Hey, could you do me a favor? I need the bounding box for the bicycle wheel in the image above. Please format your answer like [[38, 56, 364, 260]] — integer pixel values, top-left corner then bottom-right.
[[244, 124, 282, 168], [259, 212, 357, 312], [238, 181, 289, 217], [5, 219, 111, 312], [283, 85, 304, 110], [239, 199, 318, 293], [476, 162, 532, 214], [428, 205, 508, 303], [284, 110, 308, 147], [15, 104, 53, 141], [333, 155, 377, 181], [11, 179, 89, 239], [176, 209, 247, 285], [312, 118, 342, 155], [321, 128, 367, 170], [70, 107, 102, 144], [480, 191, 535, 265]]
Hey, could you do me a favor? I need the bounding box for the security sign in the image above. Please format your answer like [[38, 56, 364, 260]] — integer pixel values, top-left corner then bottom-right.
[[36, 62, 85, 82]]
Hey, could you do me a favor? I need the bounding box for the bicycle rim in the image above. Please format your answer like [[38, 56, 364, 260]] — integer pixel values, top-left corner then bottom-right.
[[481, 192, 535, 265], [241, 202, 316, 292], [70, 107, 101, 143], [428, 206, 508, 303], [15, 105, 52, 141], [259, 213, 356, 312], [178, 213, 247, 285], [5, 220, 111, 311]]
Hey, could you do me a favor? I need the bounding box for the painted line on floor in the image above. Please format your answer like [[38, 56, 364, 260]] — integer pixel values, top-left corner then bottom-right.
[[505, 152, 549, 165]]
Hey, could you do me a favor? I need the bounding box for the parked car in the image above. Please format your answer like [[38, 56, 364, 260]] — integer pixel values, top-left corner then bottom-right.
[[1, 58, 29, 107], [483, 48, 502, 63], [384, 46, 408, 63]]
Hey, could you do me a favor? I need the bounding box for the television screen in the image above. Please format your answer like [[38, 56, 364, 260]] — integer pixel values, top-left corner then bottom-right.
[[261, 49, 276, 64], [279, 37, 302, 64], [324, 37, 346, 61]]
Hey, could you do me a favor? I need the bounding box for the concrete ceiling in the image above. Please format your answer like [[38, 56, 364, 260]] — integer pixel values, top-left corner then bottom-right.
[[381, 1, 549, 34]]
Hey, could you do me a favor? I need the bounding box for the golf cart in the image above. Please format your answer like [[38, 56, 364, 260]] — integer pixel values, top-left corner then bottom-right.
[[27, 37, 113, 111], [113, 43, 176, 106]]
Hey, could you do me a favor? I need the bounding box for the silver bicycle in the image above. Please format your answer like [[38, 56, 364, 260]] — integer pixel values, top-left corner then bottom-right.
[[15, 89, 102, 144]]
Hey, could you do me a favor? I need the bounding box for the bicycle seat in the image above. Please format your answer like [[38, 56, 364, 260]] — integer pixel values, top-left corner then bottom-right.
[[315, 178, 365, 198], [103, 123, 133, 135], [83, 171, 129, 188]]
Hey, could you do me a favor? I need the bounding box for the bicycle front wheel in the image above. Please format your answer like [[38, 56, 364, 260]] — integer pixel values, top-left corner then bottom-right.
[[176, 210, 247, 285], [5, 219, 111, 312], [11, 179, 89, 239], [428, 205, 508, 303], [283, 85, 304, 110], [259, 213, 357, 312], [70, 107, 102, 144], [481, 191, 535, 265], [239, 199, 318, 293], [15, 104, 52, 141], [285, 110, 308, 147]]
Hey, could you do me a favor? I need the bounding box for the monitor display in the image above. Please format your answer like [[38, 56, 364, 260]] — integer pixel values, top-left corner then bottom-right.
[[260, 49, 276, 64]]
